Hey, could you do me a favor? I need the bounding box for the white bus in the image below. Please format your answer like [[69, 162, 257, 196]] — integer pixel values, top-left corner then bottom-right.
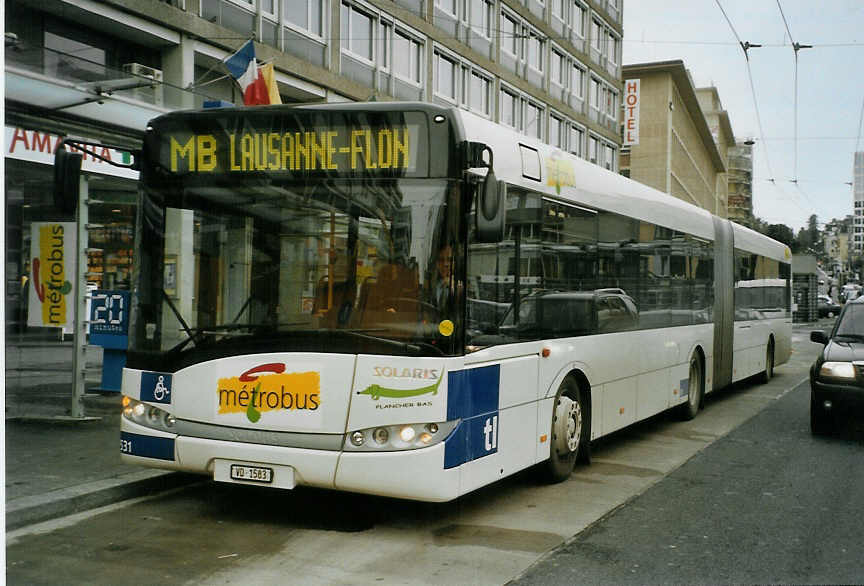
[[96, 102, 790, 501]]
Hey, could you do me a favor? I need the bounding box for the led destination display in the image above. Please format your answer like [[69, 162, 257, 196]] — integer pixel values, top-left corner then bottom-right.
[[152, 110, 432, 178]]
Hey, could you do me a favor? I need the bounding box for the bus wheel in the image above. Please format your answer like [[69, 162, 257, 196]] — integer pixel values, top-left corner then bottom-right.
[[759, 341, 775, 384], [678, 353, 703, 421], [542, 376, 588, 483]]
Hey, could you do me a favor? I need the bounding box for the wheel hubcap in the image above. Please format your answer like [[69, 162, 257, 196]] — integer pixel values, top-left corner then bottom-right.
[[554, 395, 581, 454]]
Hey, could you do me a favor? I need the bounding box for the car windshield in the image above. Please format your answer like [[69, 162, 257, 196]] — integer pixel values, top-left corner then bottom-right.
[[127, 178, 464, 368], [834, 303, 864, 337]]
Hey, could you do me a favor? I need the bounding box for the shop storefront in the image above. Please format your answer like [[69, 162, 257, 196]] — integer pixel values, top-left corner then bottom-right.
[[5, 122, 140, 415]]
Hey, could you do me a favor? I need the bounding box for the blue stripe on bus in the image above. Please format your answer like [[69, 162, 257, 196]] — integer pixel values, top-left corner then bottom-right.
[[444, 365, 500, 469], [121, 431, 175, 461], [446, 365, 500, 420]]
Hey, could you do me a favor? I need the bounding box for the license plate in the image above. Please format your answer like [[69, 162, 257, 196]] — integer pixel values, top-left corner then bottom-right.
[[230, 464, 273, 483]]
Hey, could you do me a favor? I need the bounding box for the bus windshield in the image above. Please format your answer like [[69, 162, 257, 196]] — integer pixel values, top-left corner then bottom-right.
[[128, 178, 463, 369]]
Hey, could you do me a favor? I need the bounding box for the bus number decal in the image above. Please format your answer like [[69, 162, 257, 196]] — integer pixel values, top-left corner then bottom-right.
[[120, 432, 175, 461]]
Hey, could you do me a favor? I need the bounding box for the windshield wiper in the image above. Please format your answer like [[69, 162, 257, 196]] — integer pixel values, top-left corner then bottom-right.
[[168, 322, 295, 354]]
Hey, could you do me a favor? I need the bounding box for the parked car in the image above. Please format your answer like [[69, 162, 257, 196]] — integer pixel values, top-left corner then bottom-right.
[[809, 297, 864, 434], [840, 283, 861, 303], [817, 294, 841, 319]]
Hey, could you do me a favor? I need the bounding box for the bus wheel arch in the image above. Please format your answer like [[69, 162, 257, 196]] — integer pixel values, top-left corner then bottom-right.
[[541, 371, 591, 483], [678, 347, 705, 421]]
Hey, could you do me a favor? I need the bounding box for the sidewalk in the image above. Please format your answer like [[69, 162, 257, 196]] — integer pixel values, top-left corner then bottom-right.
[[5, 394, 196, 531], [4, 318, 831, 531]]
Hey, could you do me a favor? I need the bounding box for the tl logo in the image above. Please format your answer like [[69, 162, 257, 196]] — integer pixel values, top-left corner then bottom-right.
[[217, 363, 321, 423], [483, 415, 498, 452]]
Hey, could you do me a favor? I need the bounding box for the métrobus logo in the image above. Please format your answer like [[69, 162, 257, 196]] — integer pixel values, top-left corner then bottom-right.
[[217, 363, 320, 423]]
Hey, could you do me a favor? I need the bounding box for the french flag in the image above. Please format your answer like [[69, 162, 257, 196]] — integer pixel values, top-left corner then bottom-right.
[[224, 40, 277, 106]]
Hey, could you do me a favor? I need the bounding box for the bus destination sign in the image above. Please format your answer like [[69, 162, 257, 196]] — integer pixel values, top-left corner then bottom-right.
[[163, 125, 419, 175]]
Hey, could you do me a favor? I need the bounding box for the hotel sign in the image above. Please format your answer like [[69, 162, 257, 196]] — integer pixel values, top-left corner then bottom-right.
[[623, 79, 640, 146]]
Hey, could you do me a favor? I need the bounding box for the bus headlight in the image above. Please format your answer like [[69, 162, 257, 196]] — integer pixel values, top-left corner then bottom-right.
[[122, 396, 176, 433], [819, 362, 856, 380], [343, 420, 459, 452]]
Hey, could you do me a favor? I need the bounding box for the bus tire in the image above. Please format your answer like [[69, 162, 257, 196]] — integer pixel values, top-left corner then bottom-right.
[[542, 376, 589, 483], [759, 340, 774, 384], [678, 353, 703, 421]]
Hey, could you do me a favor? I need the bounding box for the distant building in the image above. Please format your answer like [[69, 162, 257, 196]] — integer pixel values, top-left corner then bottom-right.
[[619, 60, 728, 217], [854, 152, 864, 254], [823, 218, 849, 274], [727, 142, 755, 227]]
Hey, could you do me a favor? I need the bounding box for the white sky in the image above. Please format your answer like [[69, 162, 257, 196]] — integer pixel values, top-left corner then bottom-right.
[[623, 0, 864, 231]]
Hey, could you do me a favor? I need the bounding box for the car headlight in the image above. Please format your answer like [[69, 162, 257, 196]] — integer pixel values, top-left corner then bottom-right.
[[344, 420, 458, 451], [122, 396, 176, 433], [819, 361, 857, 380]]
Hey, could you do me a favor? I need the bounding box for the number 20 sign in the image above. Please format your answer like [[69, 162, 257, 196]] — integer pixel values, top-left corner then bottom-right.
[[89, 290, 130, 349]]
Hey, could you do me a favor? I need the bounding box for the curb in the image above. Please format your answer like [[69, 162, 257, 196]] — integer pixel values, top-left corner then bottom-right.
[[6, 470, 200, 531]]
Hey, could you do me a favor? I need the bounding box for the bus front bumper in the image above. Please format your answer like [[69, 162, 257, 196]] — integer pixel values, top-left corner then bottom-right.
[[120, 419, 460, 502]]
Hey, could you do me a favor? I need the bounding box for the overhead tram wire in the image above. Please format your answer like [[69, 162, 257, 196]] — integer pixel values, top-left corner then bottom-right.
[[714, 0, 819, 222], [776, 0, 812, 185]]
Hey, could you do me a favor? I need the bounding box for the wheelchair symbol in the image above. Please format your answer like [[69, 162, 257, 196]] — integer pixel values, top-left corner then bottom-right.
[[153, 375, 169, 401]]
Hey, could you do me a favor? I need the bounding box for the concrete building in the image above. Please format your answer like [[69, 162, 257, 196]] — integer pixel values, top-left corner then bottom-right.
[[694, 86, 734, 220], [853, 151, 864, 254], [727, 142, 755, 227], [4, 0, 625, 409], [619, 60, 728, 217]]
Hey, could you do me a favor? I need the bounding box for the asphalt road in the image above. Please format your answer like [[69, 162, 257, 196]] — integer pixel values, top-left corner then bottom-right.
[[513, 379, 864, 585]]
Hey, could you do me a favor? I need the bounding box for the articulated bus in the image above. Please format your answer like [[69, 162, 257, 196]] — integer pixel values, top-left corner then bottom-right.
[[87, 102, 790, 501]]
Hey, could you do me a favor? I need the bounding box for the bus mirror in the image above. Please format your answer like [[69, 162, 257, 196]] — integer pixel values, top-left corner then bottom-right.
[[54, 147, 83, 214], [475, 171, 505, 243]]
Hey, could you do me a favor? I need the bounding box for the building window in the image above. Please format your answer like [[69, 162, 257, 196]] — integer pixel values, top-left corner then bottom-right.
[[571, 62, 584, 99], [435, 0, 457, 16], [501, 12, 519, 57], [468, 70, 492, 116], [284, 0, 323, 37], [551, 49, 566, 88], [527, 31, 545, 73], [572, 1, 586, 38], [469, 0, 493, 38], [569, 124, 584, 157], [501, 89, 518, 129], [435, 51, 458, 102], [393, 29, 422, 83], [525, 101, 543, 139], [342, 2, 374, 61], [550, 114, 565, 148], [498, 84, 545, 140]]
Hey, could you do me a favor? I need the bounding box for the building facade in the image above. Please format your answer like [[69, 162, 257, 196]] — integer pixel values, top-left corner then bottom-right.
[[5, 0, 624, 413], [694, 86, 734, 220], [853, 151, 864, 255], [618, 60, 728, 218]]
